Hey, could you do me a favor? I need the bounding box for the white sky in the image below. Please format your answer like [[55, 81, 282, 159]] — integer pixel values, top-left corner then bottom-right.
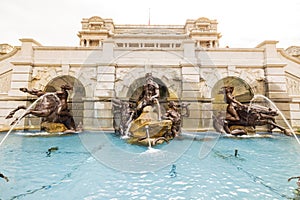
[[1, 0, 299, 48]]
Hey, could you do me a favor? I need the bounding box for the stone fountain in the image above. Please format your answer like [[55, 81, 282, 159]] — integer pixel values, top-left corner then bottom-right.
[[5, 84, 79, 133], [213, 86, 291, 136], [112, 73, 190, 146]]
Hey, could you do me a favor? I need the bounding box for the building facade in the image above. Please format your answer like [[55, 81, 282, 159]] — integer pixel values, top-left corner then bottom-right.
[[0, 16, 300, 132]]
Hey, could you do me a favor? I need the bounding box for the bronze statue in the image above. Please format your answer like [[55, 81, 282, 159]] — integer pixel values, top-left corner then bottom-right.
[[223, 86, 245, 122], [112, 98, 123, 134], [55, 85, 76, 131], [213, 86, 290, 136], [112, 73, 190, 146], [163, 101, 190, 137], [112, 99, 134, 135], [163, 101, 181, 137], [136, 73, 161, 120], [120, 102, 134, 134], [6, 89, 60, 125], [6, 85, 77, 132], [288, 176, 300, 198], [288, 176, 300, 187]]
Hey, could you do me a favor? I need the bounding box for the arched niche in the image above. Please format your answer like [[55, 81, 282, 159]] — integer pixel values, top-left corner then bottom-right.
[[44, 75, 86, 126], [126, 75, 171, 114], [211, 76, 254, 114]]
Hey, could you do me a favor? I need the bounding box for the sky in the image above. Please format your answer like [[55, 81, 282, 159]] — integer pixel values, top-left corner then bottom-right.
[[0, 0, 299, 49]]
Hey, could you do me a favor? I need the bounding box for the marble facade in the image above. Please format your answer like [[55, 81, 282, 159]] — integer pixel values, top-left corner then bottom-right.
[[0, 16, 299, 132]]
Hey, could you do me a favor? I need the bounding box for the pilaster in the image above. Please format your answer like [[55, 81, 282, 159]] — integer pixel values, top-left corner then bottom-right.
[[182, 40, 196, 63], [102, 40, 114, 62], [94, 40, 115, 98], [94, 64, 116, 130], [181, 63, 201, 100], [257, 41, 291, 125], [94, 65, 116, 98], [258, 41, 289, 101], [8, 39, 41, 97]]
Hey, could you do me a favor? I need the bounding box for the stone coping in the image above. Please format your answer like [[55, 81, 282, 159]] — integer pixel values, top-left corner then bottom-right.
[[0, 126, 299, 135]]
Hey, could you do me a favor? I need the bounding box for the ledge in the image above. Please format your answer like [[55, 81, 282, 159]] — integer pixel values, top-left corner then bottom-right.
[[19, 38, 42, 46]]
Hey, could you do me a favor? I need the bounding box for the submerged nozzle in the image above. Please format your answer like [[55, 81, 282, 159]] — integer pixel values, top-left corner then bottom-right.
[[234, 149, 238, 157]]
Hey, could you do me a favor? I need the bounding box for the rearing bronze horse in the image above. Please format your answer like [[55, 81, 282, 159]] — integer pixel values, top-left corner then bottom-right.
[[6, 85, 76, 131], [213, 86, 290, 136]]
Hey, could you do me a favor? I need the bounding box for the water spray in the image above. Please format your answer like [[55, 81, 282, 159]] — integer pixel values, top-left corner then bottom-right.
[[250, 94, 300, 145], [0, 93, 59, 147]]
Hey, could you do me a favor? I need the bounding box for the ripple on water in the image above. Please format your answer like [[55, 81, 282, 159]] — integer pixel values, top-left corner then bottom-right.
[[1, 132, 299, 199]]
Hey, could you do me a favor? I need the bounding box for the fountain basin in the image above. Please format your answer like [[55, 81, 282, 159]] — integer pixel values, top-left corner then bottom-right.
[[1, 131, 299, 199]]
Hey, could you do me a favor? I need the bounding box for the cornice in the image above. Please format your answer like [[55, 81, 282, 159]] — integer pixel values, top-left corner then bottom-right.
[[256, 40, 278, 48], [196, 48, 264, 52], [19, 38, 42, 46], [33, 46, 102, 51]]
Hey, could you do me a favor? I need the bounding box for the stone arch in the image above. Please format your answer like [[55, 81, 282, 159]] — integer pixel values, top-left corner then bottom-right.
[[115, 67, 181, 101], [44, 75, 86, 126], [31, 66, 95, 98], [88, 16, 104, 23], [127, 76, 170, 103], [126, 75, 172, 116], [115, 70, 182, 116], [211, 76, 254, 114], [220, 68, 265, 95]]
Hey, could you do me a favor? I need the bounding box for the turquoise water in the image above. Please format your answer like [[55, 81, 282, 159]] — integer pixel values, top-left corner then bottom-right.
[[0, 132, 300, 200]]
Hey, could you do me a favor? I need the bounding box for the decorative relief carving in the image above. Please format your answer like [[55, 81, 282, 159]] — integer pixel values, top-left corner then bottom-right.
[[196, 17, 210, 23], [285, 46, 300, 57], [0, 71, 11, 93], [0, 44, 13, 55], [252, 69, 265, 82], [88, 16, 104, 22], [31, 67, 53, 89], [32, 67, 48, 81], [194, 77, 209, 98], [239, 69, 265, 94], [286, 75, 300, 95], [88, 16, 105, 30]]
